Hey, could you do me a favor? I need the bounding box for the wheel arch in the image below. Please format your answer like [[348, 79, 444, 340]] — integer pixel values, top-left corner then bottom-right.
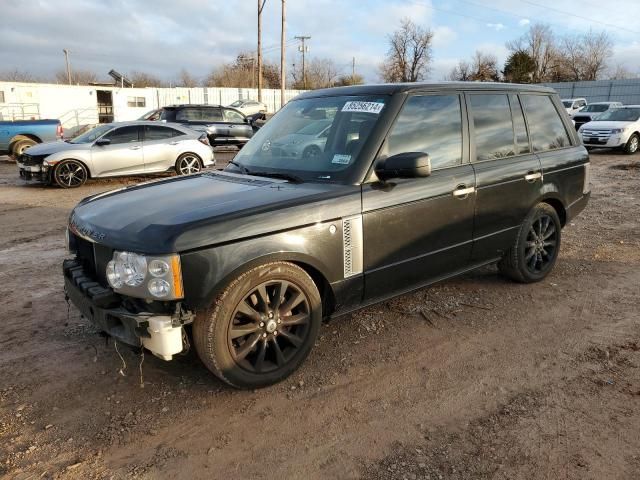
[[10, 133, 43, 145], [539, 196, 567, 227], [187, 251, 336, 316], [54, 157, 92, 179]]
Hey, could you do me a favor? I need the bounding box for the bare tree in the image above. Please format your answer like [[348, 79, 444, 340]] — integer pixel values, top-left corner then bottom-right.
[[129, 71, 164, 87], [580, 30, 613, 81], [380, 18, 433, 82], [0, 69, 40, 83], [177, 68, 199, 87], [333, 73, 365, 86], [608, 64, 636, 80], [507, 23, 557, 83], [205, 54, 281, 88], [55, 69, 99, 85], [448, 51, 500, 82], [291, 58, 339, 89]]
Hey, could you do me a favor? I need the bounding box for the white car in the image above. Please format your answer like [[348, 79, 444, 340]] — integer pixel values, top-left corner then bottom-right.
[[16, 121, 215, 188], [561, 98, 587, 116], [228, 99, 267, 117], [579, 105, 640, 154]]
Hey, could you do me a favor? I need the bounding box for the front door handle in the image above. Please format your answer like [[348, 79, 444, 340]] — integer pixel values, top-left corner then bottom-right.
[[169, 141, 179, 145], [129, 145, 141, 150], [452, 185, 475, 198], [524, 171, 542, 182]]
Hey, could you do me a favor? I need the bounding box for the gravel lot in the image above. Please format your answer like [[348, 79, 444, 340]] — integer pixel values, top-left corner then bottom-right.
[[0, 149, 639, 480]]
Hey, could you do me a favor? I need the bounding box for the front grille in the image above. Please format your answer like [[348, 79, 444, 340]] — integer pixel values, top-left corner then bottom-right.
[[72, 233, 112, 286], [20, 154, 47, 166]]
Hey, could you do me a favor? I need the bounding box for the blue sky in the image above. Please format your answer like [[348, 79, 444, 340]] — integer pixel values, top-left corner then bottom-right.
[[2, 0, 639, 84]]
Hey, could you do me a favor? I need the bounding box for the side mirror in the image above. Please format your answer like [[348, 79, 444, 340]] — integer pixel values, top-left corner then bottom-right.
[[375, 152, 431, 180], [95, 138, 111, 146]]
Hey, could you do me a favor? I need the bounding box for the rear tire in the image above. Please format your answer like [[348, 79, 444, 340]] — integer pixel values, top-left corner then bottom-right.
[[623, 133, 639, 155], [11, 137, 37, 158], [193, 262, 322, 389], [175, 153, 202, 175], [498, 203, 562, 283]]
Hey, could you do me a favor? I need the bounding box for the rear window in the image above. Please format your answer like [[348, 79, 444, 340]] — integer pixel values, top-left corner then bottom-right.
[[521, 95, 571, 152], [144, 125, 184, 140]]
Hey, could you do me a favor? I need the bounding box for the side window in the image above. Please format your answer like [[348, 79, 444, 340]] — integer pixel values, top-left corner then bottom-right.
[[385, 94, 462, 170], [176, 108, 200, 122], [145, 125, 182, 141], [509, 95, 530, 154], [469, 94, 515, 161], [521, 95, 571, 152], [199, 107, 223, 122], [223, 109, 245, 123], [104, 126, 140, 144]]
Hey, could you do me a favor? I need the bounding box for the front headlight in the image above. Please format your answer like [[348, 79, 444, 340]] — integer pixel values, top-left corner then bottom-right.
[[106, 251, 183, 299], [611, 128, 623, 134]]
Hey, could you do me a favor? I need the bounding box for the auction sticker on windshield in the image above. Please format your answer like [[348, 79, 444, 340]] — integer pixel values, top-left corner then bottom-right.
[[332, 154, 351, 164], [341, 101, 385, 114]]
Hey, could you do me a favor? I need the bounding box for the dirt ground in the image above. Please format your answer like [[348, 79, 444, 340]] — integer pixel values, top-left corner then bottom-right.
[[0, 149, 638, 480]]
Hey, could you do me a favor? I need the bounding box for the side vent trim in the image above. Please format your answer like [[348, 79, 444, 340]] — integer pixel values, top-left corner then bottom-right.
[[342, 215, 363, 278]]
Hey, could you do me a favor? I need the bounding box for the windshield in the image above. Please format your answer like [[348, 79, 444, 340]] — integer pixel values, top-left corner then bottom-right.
[[229, 100, 244, 107], [594, 108, 640, 122], [562, 101, 573, 108], [69, 124, 113, 144], [229, 95, 388, 182], [581, 104, 610, 113]]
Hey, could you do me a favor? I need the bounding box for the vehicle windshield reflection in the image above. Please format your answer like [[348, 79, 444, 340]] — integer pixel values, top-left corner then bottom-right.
[[229, 95, 388, 183]]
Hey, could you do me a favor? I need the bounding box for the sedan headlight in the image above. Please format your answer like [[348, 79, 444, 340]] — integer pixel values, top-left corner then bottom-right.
[[106, 251, 183, 300]]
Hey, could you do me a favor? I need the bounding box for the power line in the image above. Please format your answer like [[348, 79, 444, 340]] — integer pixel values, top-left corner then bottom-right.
[[520, 0, 640, 35]]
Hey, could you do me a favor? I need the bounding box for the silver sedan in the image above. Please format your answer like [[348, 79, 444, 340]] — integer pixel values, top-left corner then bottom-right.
[[16, 121, 215, 188]]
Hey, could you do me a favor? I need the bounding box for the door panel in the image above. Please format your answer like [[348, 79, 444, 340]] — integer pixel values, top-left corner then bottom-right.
[[467, 93, 542, 261], [90, 126, 144, 177], [142, 125, 182, 172], [363, 165, 476, 299]]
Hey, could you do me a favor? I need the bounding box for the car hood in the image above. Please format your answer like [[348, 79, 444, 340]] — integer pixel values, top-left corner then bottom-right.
[[581, 120, 636, 130], [69, 171, 361, 254], [25, 140, 88, 156]]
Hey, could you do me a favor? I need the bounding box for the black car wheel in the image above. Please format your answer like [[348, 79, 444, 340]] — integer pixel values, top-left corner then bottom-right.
[[623, 133, 639, 155], [53, 159, 88, 188], [193, 262, 322, 389], [175, 153, 202, 175], [302, 145, 322, 159], [498, 203, 561, 283]]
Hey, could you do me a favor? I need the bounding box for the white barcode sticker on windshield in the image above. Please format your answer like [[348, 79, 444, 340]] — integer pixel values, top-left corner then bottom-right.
[[341, 101, 384, 114], [332, 154, 352, 164]]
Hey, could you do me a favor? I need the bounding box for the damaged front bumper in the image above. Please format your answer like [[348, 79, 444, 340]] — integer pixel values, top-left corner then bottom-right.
[[17, 162, 51, 183], [63, 259, 194, 360]]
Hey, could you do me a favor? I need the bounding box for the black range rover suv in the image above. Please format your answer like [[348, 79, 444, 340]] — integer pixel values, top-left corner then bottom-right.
[[64, 83, 590, 389]]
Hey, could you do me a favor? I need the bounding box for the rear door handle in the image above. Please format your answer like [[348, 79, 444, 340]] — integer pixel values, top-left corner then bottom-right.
[[452, 185, 475, 198], [129, 145, 141, 150], [169, 141, 179, 145], [524, 172, 542, 182]]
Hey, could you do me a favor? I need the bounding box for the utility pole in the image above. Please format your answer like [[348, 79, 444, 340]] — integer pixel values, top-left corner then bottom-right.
[[295, 35, 311, 89], [352, 56, 356, 78], [63, 49, 72, 85], [257, 0, 266, 102], [280, 0, 286, 107]]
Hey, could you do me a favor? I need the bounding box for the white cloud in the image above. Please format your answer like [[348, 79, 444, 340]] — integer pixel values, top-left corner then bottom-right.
[[486, 23, 506, 31], [518, 18, 530, 27], [432, 26, 458, 48]]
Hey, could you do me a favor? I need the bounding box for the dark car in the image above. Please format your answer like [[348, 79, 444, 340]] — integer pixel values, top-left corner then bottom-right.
[[63, 82, 590, 389], [159, 104, 255, 147]]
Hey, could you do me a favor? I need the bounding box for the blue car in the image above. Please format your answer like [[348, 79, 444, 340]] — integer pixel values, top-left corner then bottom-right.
[[0, 119, 63, 157]]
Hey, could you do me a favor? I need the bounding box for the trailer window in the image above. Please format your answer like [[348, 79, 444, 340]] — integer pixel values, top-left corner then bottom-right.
[[127, 97, 146, 107]]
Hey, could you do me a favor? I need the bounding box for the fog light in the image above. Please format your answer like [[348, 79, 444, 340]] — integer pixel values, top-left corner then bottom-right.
[[148, 278, 170, 297]]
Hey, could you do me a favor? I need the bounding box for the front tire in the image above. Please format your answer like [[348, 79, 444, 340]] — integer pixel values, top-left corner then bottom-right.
[[193, 262, 322, 389], [53, 159, 88, 188], [175, 153, 202, 175], [498, 203, 561, 283], [623, 133, 639, 155]]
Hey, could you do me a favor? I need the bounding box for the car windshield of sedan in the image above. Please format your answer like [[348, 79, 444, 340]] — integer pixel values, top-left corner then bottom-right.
[[594, 108, 640, 122], [230, 100, 246, 107], [68, 124, 113, 144], [230, 95, 388, 182]]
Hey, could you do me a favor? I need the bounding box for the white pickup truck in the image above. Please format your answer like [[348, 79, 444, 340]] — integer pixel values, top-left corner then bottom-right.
[[579, 105, 640, 154]]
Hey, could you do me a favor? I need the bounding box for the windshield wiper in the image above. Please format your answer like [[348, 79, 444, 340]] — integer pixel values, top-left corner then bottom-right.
[[246, 171, 304, 184], [227, 159, 250, 174]]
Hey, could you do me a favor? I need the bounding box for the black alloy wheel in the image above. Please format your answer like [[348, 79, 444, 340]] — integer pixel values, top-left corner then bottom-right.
[[228, 280, 312, 374], [54, 160, 88, 188], [524, 213, 558, 275]]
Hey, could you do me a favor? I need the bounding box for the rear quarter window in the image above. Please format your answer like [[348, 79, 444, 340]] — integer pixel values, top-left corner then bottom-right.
[[521, 95, 571, 152]]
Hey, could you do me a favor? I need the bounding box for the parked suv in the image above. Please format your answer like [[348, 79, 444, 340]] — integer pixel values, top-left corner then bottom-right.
[[578, 105, 640, 154], [572, 101, 622, 131], [64, 83, 590, 389], [160, 104, 255, 147]]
